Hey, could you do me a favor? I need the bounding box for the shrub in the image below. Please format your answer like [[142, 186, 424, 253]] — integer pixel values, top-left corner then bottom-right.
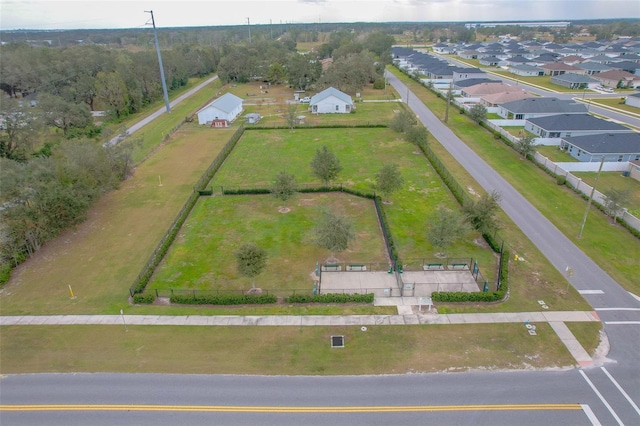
[[286, 293, 374, 303], [556, 175, 567, 186], [132, 293, 156, 304], [373, 78, 386, 90], [170, 293, 277, 305]]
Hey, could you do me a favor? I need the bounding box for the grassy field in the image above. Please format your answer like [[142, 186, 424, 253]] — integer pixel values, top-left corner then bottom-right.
[[0, 323, 577, 375], [536, 145, 579, 162], [149, 193, 388, 292], [0, 126, 234, 315], [388, 67, 640, 296]]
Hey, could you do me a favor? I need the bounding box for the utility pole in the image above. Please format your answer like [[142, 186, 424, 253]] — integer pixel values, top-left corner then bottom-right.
[[145, 10, 170, 114], [577, 156, 605, 238], [270, 19, 273, 39], [247, 17, 252, 44]]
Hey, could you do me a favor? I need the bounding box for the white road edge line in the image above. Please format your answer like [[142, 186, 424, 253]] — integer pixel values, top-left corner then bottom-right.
[[601, 367, 640, 417], [582, 404, 602, 426], [579, 370, 625, 426], [579, 290, 605, 295], [595, 308, 640, 311], [629, 292, 640, 302], [604, 321, 640, 325]]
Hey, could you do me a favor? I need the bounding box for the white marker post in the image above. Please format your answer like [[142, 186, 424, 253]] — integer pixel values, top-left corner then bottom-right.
[[68, 285, 76, 299], [120, 309, 128, 332]]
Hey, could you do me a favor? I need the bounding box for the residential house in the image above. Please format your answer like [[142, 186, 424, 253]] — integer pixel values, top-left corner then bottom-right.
[[594, 69, 640, 89], [452, 68, 487, 82], [550, 73, 599, 89], [525, 114, 632, 139], [574, 62, 613, 75], [608, 60, 640, 75], [479, 56, 501, 66], [539, 62, 584, 76], [509, 64, 544, 77], [461, 82, 517, 97], [454, 78, 502, 90], [309, 87, 354, 114], [196, 92, 243, 127], [498, 97, 588, 119], [480, 89, 534, 108], [560, 133, 640, 162], [625, 92, 640, 108]]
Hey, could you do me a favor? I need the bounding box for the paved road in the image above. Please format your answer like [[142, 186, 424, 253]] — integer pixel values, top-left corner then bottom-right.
[[105, 75, 219, 147], [1, 371, 637, 425], [387, 70, 640, 422]]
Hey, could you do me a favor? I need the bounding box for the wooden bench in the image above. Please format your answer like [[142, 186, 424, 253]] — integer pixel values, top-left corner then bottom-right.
[[449, 263, 469, 270], [347, 264, 366, 271], [423, 263, 444, 270], [322, 264, 341, 272]]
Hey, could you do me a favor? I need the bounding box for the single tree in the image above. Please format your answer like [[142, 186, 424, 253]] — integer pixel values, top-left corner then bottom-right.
[[515, 133, 536, 159], [427, 207, 470, 257], [375, 164, 404, 202], [390, 109, 416, 133], [235, 243, 268, 289], [468, 104, 487, 124], [406, 125, 428, 146], [463, 190, 502, 236], [602, 187, 631, 224], [39, 94, 92, 137], [272, 171, 297, 207], [286, 104, 298, 131], [314, 209, 356, 262], [310, 145, 343, 185]]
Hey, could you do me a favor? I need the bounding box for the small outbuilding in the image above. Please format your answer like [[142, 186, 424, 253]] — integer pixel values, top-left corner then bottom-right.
[[309, 87, 354, 114], [197, 93, 243, 126]]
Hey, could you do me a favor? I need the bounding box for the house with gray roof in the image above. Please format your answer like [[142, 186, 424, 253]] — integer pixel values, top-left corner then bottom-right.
[[509, 64, 544, 77], [498, 97, 588, 120], [196, 92, 243, 126], [575, 62, 613, 75], [550, 72, 599, 89], [454, 78, 501, 89], [309, 87, 354, 114], [525, 114, 632, 140], [479, 56, 500, 66], [560, 133, 640, 162], [625, 92, 640, 108]]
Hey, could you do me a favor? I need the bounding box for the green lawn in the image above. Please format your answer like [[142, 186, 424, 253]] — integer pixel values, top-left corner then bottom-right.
[[536, 146, 579, 163], [149, 193, 387, 293], [0, 323, 577, 375]]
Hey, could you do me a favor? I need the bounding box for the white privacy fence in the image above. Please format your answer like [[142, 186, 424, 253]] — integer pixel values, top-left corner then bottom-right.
[[534, 152, 640, 233]]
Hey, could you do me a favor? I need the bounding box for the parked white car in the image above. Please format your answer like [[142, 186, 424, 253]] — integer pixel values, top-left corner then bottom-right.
[[300, 97, 311, 104]]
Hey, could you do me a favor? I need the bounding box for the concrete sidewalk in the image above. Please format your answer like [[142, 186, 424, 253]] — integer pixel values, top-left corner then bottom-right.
[[0, 311, 599, 326]]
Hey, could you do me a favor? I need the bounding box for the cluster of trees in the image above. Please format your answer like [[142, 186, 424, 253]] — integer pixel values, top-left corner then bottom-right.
[[0, 137, 137, 281], [217, 30, 393, 93], [0, 41, 219, 158]]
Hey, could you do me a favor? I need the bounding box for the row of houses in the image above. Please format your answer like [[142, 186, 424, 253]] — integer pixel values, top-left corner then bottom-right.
[[393, 47, 640, 163], [435, 38, 640, 89]]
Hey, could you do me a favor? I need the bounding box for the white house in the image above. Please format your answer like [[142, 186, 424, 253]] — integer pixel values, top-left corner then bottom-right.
[[309, 87, 354, 114], [196, 93, 243, 126], [625, 92, 640, 108]]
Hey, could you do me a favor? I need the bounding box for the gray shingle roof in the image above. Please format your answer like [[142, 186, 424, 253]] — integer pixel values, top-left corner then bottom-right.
[[500, 97, 588, 114], [563, 133, 640, 154], [200, 92, 243, 114], [310, 87, 353, 106], [527, 114, 631, 132]]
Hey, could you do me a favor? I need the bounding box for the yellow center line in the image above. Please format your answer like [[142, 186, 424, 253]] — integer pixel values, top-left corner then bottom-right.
[[0, 404, 583, 413]]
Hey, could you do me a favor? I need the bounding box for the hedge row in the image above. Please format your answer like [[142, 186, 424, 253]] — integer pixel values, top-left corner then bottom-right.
[[222, 188, 271, 195], [129, 125, 246, 296], [246, 123, 389, 131], [170, 293, 277, 305], [374, 196, 401, 269], [132, 293, 156, 304], [286, 293, 374, 303]]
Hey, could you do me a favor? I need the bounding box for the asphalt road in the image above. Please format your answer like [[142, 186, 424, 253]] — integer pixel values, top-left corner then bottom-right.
[[1, 371, 636, 425], [105, 75, 219, 147]]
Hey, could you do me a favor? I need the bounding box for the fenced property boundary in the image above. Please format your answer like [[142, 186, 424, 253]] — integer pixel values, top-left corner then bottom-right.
[[129, 110, 510, 304]]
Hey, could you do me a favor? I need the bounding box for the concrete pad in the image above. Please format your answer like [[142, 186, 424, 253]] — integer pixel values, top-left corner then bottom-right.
[[403, 315, 420, 325], [445, 314, 467, 324], [543, 311, 600, 322], [396, 305, 413, 315]]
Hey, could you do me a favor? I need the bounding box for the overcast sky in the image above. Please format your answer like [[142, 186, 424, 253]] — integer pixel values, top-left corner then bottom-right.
[[1, 0, 638, 30]]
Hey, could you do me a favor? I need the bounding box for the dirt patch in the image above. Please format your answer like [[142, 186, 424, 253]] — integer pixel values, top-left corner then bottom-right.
[[278, 207, 291, 213]]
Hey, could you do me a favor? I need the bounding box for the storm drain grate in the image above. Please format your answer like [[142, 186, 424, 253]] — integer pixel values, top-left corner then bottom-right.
[[331, 335, 345, 348]]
